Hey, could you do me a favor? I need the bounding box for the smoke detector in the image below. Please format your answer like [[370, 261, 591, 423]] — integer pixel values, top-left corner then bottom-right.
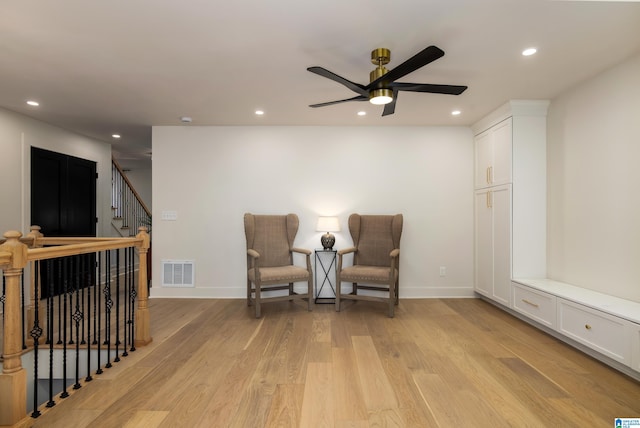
[[180, 116, 192, 123]]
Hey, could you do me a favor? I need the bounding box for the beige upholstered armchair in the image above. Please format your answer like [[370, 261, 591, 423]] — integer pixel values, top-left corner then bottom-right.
[[244, 213, 313, 318], [336, 213, 403, 317]]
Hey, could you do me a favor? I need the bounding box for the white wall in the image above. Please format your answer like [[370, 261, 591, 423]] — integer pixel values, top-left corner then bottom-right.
[[151, 126, 474, 298], [0, 108, 113, 238], [547, 53, 640, 302]]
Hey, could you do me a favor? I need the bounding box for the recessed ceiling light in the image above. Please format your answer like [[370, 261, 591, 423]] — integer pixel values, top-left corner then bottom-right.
[[255, 110, 264, 116], [357, 111, 366, 116], [112, 134, 121, 139], [26, 100, 39, 106], [522, 47, 537, 56], [451, 110, 461, 116]]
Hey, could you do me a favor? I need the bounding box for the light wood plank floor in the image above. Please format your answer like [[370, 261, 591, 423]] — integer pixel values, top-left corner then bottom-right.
[[15, 297, 640, 427]]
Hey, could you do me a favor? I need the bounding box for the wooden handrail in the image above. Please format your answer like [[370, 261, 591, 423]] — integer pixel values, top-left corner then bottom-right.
[[27, 237, 143, 261]]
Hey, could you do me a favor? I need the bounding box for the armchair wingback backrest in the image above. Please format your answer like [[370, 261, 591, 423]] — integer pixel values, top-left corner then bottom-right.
[[244, 213, 298, 267], [349, 214, 403, 267]]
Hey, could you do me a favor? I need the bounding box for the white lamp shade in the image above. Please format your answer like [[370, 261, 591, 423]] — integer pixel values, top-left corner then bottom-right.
[[316, 216, 340, 232]]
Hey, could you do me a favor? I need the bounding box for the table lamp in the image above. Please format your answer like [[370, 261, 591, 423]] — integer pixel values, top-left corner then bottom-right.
[[316, 216, 340, 250]]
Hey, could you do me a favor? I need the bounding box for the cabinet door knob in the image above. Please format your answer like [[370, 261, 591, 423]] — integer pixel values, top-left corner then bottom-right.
[[585, 324, 592, 330]]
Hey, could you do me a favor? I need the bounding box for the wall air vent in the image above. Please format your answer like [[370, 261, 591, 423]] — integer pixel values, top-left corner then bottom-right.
[[161, 260, 195, 287]]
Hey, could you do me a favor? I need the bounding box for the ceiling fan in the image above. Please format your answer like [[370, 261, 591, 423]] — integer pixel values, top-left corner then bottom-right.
[[307, 45, 467, 116]]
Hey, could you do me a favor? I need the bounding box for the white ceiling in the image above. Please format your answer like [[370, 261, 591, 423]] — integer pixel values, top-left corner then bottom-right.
[[2, 0, 640, 170]]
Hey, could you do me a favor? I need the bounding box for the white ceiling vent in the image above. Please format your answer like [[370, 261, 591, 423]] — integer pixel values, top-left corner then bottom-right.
[[161, 260, 195, 287]]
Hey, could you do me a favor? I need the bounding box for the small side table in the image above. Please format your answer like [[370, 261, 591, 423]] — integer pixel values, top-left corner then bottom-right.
[[314, 249, 337, 304]]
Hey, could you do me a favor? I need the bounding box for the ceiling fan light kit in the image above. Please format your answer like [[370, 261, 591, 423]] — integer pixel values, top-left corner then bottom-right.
[[307, 45, 468, 116], [370, 89, 393, 105]]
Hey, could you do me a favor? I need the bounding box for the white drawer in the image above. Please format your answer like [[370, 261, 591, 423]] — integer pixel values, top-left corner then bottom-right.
[[512, 282, 556, 328], [557, 298, 632, 365]]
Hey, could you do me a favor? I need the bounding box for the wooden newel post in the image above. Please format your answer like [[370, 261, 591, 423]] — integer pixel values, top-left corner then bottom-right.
[[0, 231, 29, 426], [135, 226, 152, 346]]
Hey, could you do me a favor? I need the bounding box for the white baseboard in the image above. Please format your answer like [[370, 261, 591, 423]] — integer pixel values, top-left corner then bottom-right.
[[149, 285, 476, 299]]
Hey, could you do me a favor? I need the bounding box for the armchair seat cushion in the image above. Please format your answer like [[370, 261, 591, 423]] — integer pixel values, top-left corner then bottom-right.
[[248, 266, 310, 283], [340, 265, 398, 283]]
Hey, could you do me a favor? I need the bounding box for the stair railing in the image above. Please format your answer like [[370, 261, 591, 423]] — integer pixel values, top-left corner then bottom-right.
[[0, 226, 151, 426], [112, 158, 151, 237]]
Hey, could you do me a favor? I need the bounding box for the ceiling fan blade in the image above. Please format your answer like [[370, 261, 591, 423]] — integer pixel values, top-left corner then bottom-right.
[[391, 82, 468, 95], [309, 95, 368, 108], [307, 66, 369, 96], [366, 45, 445, 90]]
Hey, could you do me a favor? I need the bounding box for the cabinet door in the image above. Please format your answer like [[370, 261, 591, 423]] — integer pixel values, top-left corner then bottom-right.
[[474, 189, 493, 297], [475, 130, 492, 188], [492, 185, 512, 306], [474, 185, 512, 306], [474, 118, 512, 188], [491, 118, 512, 186]]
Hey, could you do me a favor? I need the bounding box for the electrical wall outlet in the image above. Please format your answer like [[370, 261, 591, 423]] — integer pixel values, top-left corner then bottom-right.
[[439, 266, 446, 277]]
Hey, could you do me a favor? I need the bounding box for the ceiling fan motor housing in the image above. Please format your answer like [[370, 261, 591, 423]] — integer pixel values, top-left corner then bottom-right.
[[370, 48, 392, 102]]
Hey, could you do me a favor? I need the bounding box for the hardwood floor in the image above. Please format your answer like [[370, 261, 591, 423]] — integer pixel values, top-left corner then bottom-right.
[[16, 297, 640, 427]]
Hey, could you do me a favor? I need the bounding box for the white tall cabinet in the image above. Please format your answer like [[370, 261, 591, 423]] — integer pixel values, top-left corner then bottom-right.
[[473, 100, 549, 305], [472, 101, 640, 380]]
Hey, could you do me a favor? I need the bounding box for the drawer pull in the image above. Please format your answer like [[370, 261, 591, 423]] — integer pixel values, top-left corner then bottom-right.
[[585, 324, 592, 330], [522, 299, 539, 308]]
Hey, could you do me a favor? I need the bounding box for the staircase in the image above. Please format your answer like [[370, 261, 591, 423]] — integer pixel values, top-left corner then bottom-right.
[[111, 158, 151, 237]]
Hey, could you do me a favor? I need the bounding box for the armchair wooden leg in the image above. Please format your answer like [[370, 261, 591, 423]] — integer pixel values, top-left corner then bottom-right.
[[388, 282, 395, 318], [307, 278, 313, 311], [255, 286, 261, 318], [247, 279, 252, 306], [335, 277, 341, 312]]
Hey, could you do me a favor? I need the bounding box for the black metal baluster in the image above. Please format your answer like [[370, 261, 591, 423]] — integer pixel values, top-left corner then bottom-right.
[[46, 260, 56, 408], [105, 250, 113, 369], [129, 246, 137, 352], [114, 248, 121, 362], [68, 257, 75, 346], [30, 262, 42, 418], [56, 261, 62, 345], [85, 253, 95, 382], [93, 251, 99, 346], [81, 254, 87, 346], [96, 251, 103, 375], [60, 258, 69, 399], [73, 256, 83, 390], [122, 248, 129, 357]]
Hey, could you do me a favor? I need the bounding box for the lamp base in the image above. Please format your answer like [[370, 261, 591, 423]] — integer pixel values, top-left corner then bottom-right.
[[320, 233, 335, 250]]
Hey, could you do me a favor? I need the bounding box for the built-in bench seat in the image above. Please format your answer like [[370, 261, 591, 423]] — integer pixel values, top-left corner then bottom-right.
[[509, 278, 640, 380]]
